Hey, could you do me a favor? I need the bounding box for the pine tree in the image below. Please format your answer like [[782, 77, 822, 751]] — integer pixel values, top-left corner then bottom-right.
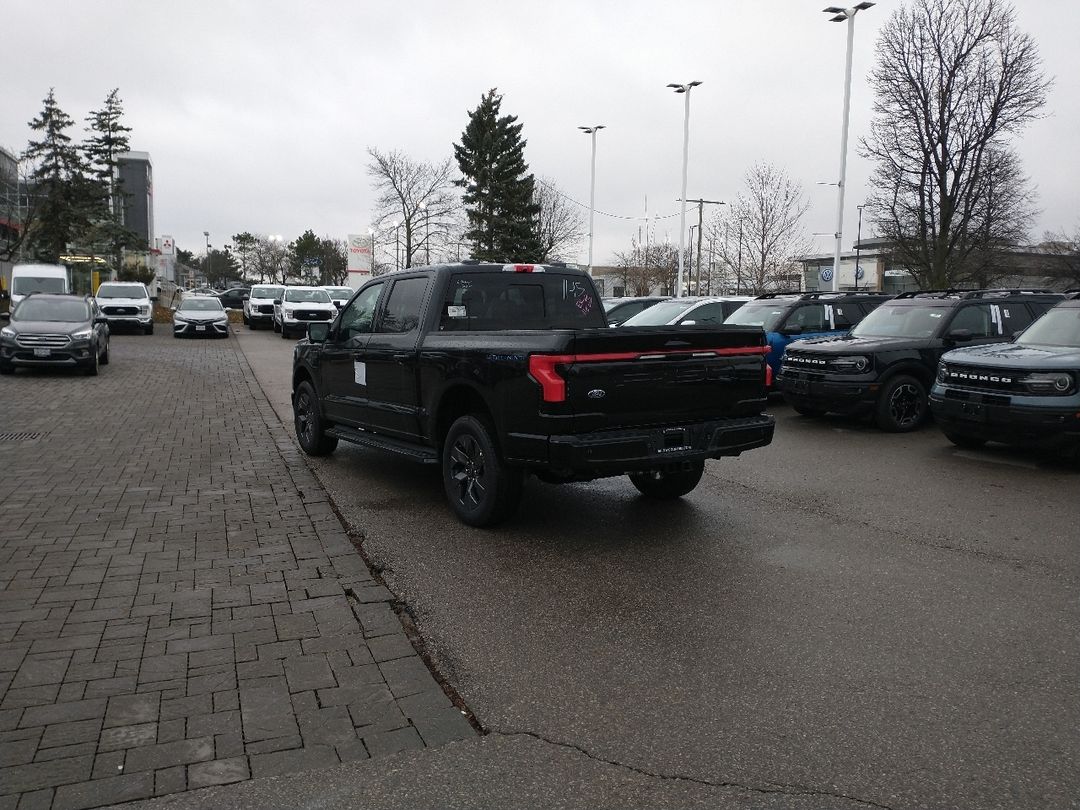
[[23, 89, 88, 262], [453, 89, 542, 262], [83, 89, 142, 270]]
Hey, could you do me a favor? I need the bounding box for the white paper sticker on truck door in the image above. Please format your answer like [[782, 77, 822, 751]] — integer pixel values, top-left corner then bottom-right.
[[354, 361, 366, 386]]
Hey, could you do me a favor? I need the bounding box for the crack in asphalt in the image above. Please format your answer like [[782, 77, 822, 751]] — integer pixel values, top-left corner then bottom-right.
[[489, 729, 898, 810], [707, 473, 1075, 584]]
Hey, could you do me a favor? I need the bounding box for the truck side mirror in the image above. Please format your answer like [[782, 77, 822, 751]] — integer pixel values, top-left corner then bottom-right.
[[782, 324, 803, 335], [947, 328, 974, 342], [307, 322, 330, 343]]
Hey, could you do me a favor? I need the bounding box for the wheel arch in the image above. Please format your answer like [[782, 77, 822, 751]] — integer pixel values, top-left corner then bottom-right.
[[432, 383, 497, 451]]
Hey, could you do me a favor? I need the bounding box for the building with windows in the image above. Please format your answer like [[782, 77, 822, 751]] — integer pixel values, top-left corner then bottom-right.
[[116, 151, 153, 246]]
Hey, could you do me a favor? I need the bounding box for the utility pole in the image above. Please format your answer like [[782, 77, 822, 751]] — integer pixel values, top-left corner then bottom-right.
[[678, 198, 725, 297]]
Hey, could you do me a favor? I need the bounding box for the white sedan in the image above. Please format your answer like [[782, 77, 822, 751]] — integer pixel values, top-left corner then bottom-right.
[[173, 296, 229, 338]]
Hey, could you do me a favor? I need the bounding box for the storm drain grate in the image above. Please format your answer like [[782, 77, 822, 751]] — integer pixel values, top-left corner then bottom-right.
[[0, 432, 45, 441]]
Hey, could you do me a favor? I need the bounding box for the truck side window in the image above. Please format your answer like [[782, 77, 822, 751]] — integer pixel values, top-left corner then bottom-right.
[[376, 277, 429, 334], [948, 304, 994, 337], [339, 283, 383, 340]]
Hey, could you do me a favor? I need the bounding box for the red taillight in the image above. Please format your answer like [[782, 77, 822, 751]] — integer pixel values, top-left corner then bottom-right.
[[528, 354, 572, 402], [765, 364, 773, 388]]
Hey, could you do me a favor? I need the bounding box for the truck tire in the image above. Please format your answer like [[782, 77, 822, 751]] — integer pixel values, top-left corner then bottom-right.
[[100, 338, 110, 365], [629, 462, 705, 499], [293, 381, 338, 456], [144, 323, 154, 335], [84, 347, 99, 376], [875, 374, 927, 432], [442, 414, 523, 527], [273, 319, 281, 333]]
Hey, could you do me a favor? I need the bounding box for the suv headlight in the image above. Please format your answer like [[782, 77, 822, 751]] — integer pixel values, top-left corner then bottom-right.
[[1021, 371, 1076, 395], [0, 326, 15, 339], [832, 355, 871, 373], [936, 362, 947, 384], [174, 314, 188, 323], [139, 305, 150, 315], [283, 308, 296, 320], [72, 328, 93, 340]]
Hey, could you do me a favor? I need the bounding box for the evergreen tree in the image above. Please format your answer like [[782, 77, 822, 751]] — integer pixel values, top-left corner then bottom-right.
[[23, 89, 89, 262], [453, 89, 542, 262], [83, 89, 143, 271]]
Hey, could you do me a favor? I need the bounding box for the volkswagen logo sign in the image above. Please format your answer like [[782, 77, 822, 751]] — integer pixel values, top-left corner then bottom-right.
[[587, 389, 606, 399], [820, 267, 834, 282]]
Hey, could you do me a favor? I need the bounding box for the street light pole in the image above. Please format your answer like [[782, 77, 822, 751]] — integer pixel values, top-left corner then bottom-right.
[[578, 125, 606, 276], [668, 81, 702, 297], [854, 203, 865, 291], [203, 231, 210, 287], [688, 225, 698, 293], [824, 3, 874, 292]]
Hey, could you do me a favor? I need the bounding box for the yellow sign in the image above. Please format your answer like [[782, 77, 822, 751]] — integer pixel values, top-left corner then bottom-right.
[[91, 271, 101, 294]]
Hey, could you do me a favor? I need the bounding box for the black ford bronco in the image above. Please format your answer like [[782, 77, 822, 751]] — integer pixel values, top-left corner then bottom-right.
[[777, 289, 1066, 431], [291, 262, 775, 526]]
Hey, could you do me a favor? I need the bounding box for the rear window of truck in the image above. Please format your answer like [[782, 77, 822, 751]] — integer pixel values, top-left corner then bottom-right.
[[438, 273, 606, 331]]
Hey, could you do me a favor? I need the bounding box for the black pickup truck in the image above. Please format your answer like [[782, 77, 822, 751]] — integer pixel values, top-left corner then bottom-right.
[[291, 262, 775, 526]]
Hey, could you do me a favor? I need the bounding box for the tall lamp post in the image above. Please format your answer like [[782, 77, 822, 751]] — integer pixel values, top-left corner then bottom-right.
[[577, 124, 605, 276], [823, 2, 874, 291], [667, 81, 702, 297], [688, 225, 698, 293], [854, 203, 865, 291], [418, 203, 431, 265], [203, 231, 211, 286]]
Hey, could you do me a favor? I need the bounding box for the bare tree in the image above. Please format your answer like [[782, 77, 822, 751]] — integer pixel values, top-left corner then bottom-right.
[[249, 235, 291, 284], [0, 157, 38, 263], [1037, 228, 1080, 289], [706, 163, 810, 294], [861, 0, 1050, 289], [533, 177, 585, 262], [367, 148, 460, 269], [611, 239, 681, 296]]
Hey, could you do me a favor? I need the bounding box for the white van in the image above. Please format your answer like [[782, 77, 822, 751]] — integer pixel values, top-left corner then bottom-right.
[[11, 264, 70, 307]]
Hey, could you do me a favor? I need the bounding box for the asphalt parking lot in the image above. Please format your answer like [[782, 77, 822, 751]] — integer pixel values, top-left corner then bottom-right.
[[237, 325, 1080, 810]]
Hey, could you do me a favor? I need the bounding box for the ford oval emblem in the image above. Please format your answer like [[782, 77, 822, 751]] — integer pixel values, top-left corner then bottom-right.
[[587, 389, 606, 399]]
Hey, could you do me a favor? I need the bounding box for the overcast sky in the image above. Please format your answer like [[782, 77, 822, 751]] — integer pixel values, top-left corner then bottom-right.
[[6, 0, 1078, 267]]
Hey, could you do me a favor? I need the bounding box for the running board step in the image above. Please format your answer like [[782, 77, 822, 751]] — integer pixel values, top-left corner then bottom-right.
[[325, 426, 439, 464]]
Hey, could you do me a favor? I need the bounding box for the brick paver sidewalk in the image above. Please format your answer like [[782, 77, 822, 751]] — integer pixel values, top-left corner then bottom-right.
[[0, 332, 472, 809]]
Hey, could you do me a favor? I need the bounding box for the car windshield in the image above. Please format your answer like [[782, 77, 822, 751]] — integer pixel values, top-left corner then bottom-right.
[[850, 303, 947, 339], [603, 298, 629, 313], [179, 298, 224, 312], [284, 289, 331, 303], [1016, 307, 1080, 348], [621, 299, 698, 326], [13, 276, 66, 295], [723, 302, 790, 331], [12, 298, 90, 322], [96, 285, 146, 299], [325, 288, 352, 298], [250, 286, 283, 299]]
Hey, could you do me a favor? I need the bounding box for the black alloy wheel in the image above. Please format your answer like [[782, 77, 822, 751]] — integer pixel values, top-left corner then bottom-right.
[[628, 462, 705, 499], [100, 337, 110, 365], [293, 381, 338, 456], [875, 375, 928, 432], [84, 344, 100, 376], [442, 414, 523, 527]]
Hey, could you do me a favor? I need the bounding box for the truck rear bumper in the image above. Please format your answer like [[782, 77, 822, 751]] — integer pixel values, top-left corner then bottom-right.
[[507, 415, 775, 475]]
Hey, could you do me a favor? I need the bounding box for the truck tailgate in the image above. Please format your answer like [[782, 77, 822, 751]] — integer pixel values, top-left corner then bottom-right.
[[529, 326, 769, 429]]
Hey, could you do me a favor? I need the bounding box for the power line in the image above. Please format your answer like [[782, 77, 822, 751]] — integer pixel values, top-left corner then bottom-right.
[[536, 177, 680, 222]]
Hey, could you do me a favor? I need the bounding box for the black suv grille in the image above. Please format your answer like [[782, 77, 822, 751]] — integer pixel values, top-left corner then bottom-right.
[[940, 364, 1022, 393], [293, 310, 332, 321], [102, 306, 140, 316], [257, 304, 274, 314]]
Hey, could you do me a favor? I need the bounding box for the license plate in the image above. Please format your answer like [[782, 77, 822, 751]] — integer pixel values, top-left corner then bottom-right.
[[33, 348, 51, 357], [195, 325, 206, 332]]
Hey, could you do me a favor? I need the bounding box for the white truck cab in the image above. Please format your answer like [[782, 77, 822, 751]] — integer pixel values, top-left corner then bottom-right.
[[95, 282, 155, 334]]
